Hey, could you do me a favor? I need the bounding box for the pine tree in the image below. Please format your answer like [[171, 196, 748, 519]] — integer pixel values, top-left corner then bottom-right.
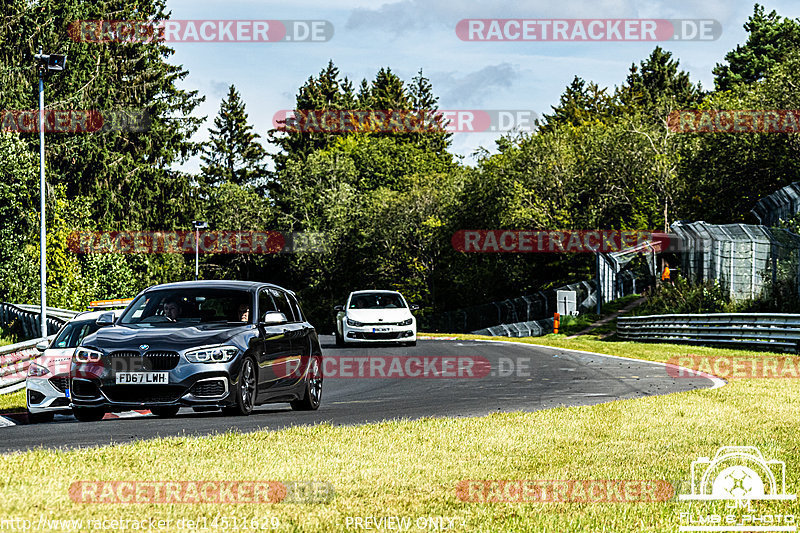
[[713, 4, 800, 90], [0, 0, 205, 230], [616, 47, 702, 114], [408, 69, 451, 150], [200, 85, 267, 188], [541, 76, 615, 131]]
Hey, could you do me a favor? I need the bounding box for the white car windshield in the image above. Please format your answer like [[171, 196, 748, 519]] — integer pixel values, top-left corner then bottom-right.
[[349, 293, 405, 309], [52, 319, 102, 348]]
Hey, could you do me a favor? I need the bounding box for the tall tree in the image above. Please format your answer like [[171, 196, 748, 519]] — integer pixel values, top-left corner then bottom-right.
[[200, 84, 267, 188], [0, 0, 205, 230], [616, 47, 702, 115], [541, 76, 616, 131], [268, 60, 357, 171], [713, 4, 800, 91]]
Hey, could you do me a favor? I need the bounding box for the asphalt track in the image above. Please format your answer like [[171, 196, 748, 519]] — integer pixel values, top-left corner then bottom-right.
[[0, 337, 721, 453]]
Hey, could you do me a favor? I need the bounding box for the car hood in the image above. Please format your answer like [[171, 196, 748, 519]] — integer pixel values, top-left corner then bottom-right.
[[82, 323, 252, 353], [36, 348, 75, 376], [346, 309, 413, 322]]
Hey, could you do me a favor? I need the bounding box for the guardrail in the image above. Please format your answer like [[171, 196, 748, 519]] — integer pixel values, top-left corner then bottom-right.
[[0, 336, 55, 395], [0, 302, 78, 339], [472, 317, 554, 338], [0, 303, 80, 395], [617, 313, 800, 352]]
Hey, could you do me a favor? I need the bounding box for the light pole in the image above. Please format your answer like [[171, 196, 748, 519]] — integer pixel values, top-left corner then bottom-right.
[[192, 221, 208, 280], [34, 50, 66, 338]]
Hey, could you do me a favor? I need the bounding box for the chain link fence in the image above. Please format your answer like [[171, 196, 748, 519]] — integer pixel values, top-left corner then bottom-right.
[[671, 221, 800, 301], [421, 280, 601, 334]]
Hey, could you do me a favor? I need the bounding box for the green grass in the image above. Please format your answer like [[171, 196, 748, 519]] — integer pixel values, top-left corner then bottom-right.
[[0, 389, 25, 413], [0, 337, 799, 531]]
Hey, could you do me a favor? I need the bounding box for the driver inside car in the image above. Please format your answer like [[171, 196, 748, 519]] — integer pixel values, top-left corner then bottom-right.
[[163, 299, 183, 321]]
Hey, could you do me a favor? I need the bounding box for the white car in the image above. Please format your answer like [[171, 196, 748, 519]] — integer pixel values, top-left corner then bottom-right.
[[334, 290, 418, 346], [26, 309, 122, 423]]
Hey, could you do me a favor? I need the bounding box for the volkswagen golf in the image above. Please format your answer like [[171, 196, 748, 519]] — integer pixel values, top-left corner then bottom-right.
[[70, 280, 323, 422]]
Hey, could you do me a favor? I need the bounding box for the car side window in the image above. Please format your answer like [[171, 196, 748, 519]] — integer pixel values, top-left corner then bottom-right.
[[269, 289, 296, 322], [287, 294, 304, 322], [258, 290, 278, 322]]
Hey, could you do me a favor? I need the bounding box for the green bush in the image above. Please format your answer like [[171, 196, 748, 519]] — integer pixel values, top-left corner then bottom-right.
[[634, 278, 729, 315]]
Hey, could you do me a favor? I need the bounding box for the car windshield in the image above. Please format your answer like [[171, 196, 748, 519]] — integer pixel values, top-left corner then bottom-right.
[[349, 293, 405, 309], [52, 319, 102, 348], [118, 288, 252, 327]]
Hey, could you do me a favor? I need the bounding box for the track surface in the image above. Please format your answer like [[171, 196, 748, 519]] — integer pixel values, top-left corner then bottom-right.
[[0, 337, 719, 453]]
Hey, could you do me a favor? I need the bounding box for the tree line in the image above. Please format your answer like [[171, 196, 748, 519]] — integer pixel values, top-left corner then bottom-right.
[[1, 1, 798, 329]]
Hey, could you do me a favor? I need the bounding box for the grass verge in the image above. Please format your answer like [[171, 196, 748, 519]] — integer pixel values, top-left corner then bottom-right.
[[0, 337, 798, 532], [0, 389, 25, 413]]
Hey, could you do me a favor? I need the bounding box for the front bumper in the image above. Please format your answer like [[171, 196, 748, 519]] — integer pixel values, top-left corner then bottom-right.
[[26, 376, 72, 414], [71, 358, 239, 411], [343, 323, 416, 343]]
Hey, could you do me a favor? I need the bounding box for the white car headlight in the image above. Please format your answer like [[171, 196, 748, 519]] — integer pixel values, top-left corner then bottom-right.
[[74, 347, 102, 363], [27, 362, 50, 377], [185, 345, 238, 363], [399, 318, 413, 326], [346, 318, 363, 327]]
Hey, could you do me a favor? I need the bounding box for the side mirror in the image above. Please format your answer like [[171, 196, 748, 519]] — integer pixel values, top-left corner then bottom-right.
[[260, 311, 288, 326], [410, 304, 420, 311], [333, 305, 344, 312], [35, 340, 49, 352], [96, 312, 116, 327]]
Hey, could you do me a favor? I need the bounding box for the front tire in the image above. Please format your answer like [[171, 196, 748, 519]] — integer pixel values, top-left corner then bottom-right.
[[335, 330, 345, 347], [151, 406, 180, 418], [73, 407, 105, 422], [223, 357, 256, 416], [291, 355, 322, 411]]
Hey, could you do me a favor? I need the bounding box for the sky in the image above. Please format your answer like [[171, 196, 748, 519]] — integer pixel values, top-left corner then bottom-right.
[[164, 0, 800, 172]]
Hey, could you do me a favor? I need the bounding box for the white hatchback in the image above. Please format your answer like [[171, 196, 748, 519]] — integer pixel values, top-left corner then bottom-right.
[[26, 309, 122, 422], [334, 291, 418, 346]]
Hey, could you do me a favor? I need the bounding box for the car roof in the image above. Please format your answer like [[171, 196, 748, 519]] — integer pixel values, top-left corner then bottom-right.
[[141, 280, 295, 296], [70, 309, 123, 321], [349, 290, 403, 296]]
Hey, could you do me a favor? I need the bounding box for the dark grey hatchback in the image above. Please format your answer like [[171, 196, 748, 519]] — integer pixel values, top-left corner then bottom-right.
[[70, 280, 322, 422]]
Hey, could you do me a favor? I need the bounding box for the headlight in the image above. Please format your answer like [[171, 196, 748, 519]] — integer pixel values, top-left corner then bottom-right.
[[399, 318, 413, 326], [27, 362, 50, 377], [346, 318, 363, 327], [74, 347, 102, 363], [185, 345, 238, 363]]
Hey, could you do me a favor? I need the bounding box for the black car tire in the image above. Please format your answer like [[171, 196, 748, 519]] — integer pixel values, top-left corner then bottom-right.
[[335, 330, 345, 347], [27, 411, 54, 424], [291, 355, 322, 411], [73, 407, 105, 422], [151, 406, 180, 418], [223, 357, 256, 416]]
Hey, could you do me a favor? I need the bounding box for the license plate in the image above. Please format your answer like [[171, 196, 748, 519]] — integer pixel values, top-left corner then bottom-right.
[[372, 327, 390, 332], [115, 372, 168, 384]]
